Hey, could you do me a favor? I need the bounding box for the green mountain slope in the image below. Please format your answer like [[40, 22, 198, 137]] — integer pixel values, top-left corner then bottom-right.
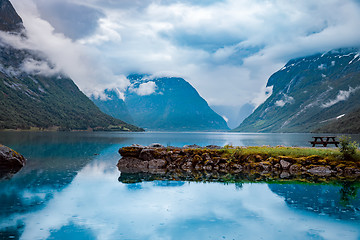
[[234, 48, 360, 133], [0, 0, 142, 131], [92, 75, 229, 131], [314, 107, 360, 133]]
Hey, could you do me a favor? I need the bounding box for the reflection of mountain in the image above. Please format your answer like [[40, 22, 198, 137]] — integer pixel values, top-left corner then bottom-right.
[[0, 138, 115, 221], [269, 183, 360, 220]]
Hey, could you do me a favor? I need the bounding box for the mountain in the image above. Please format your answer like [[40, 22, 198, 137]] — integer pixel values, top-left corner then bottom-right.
[[234, 48, 360, 133], [314, 107, 360, 133], [92, 74, 229, 131], [0, 0, 142, 131], [0, 0, 24, 33], [91, 89, 134, 124]]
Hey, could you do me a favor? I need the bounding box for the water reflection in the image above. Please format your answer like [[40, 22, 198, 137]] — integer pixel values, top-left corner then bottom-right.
[[1, 160, 359, 239], [0, 132, 359, 239]]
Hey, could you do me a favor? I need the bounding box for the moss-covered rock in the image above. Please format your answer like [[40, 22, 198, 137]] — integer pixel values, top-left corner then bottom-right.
[[0, 144, 26, 179], [117, 144, 360, 181]]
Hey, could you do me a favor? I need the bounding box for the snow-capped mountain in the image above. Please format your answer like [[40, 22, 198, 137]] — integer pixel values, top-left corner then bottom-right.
[[234, 48, 360, 133]]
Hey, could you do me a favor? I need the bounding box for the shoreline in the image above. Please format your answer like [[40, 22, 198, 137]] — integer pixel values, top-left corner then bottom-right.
[[117, 145, 360, 182]]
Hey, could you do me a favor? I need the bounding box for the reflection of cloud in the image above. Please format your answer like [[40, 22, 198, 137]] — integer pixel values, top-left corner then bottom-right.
[[8, 163, 359, 240]]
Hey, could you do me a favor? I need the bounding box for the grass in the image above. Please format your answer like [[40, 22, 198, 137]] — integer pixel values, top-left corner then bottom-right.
[[222, 145, 360, 162]]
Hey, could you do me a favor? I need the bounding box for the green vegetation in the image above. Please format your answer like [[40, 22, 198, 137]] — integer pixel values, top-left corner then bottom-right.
[[339, 136, 359, 160], [222, 145, 344, 161], [315, 107, 360, 133], [0, 4, 143, 132], [0, 73, 143, 131]]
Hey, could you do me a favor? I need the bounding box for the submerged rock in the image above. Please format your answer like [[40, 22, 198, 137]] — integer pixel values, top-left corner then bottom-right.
[[0, 144, 26, 179]]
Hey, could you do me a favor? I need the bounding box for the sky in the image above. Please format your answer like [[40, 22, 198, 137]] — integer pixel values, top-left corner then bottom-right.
[[8, 0, 360, 126]]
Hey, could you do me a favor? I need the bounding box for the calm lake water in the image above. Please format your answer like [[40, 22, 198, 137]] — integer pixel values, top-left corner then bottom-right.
[[0, 131, 359, 240]]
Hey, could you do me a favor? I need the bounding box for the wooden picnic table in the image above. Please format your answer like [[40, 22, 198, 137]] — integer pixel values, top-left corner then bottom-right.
[[310, 136, 339, 147]]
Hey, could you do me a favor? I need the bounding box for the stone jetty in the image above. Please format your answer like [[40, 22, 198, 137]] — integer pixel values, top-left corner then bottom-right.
[[117, 144, 360, 183]]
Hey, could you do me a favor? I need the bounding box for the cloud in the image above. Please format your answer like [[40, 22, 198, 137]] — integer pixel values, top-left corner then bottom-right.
[[321, 85, 360, 108], [131, 81, 157, 96], [8, 0, 130, 97], [275, 94, 295, 107], [21, 58, 59, 76], [8, 0, 360, 111], [252, 86, 274, 108]]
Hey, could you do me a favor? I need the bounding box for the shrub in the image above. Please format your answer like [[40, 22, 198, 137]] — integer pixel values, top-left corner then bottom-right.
[[339, 136, 359, 160]]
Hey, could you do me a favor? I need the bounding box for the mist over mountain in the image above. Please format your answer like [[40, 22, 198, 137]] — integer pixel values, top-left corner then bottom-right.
[[234, 48, 360, 133], [0, 0, 142, 131], [211, 104, 255, 129], [92, 75, 229, 131]]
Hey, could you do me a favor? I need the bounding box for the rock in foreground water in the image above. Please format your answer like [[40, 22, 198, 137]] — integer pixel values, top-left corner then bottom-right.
[[0, 144, 26, 179]]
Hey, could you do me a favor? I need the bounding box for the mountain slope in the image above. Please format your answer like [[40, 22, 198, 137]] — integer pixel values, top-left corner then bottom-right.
[[314, 107, 360, 133], [91, 89, 134, 124], [0, 0, 24, 33], [0, 0, 142, 131], [92, 75, 229, 131], [234, 48, 360, 133]]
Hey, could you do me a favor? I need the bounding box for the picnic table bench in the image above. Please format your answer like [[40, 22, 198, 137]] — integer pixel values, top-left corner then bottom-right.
[[310, 136, 339, 147]]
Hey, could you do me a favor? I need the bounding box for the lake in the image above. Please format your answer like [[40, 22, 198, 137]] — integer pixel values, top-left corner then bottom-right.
[[0, 131, 359, 240]]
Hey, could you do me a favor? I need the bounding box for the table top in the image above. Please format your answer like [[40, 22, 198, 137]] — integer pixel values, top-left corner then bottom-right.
[[312, 136, 337, 138]]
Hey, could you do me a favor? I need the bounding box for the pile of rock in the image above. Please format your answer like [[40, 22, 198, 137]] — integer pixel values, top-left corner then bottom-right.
[[117, 144, 360, 180]]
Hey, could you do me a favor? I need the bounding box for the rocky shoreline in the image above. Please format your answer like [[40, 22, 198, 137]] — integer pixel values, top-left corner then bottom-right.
[[117, 144, 360, 183], [0, 144, 26, 179]]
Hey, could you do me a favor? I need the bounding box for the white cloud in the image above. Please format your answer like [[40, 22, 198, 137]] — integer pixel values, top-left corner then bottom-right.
[[275, 94, 295, 107], [131, 81, 157, 96], [251, 86, 273, 108], [21, 58, 59, 76], [321, 85, 360, 108], [9, 0, 130, 98], [8, 0, 360, 111]]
